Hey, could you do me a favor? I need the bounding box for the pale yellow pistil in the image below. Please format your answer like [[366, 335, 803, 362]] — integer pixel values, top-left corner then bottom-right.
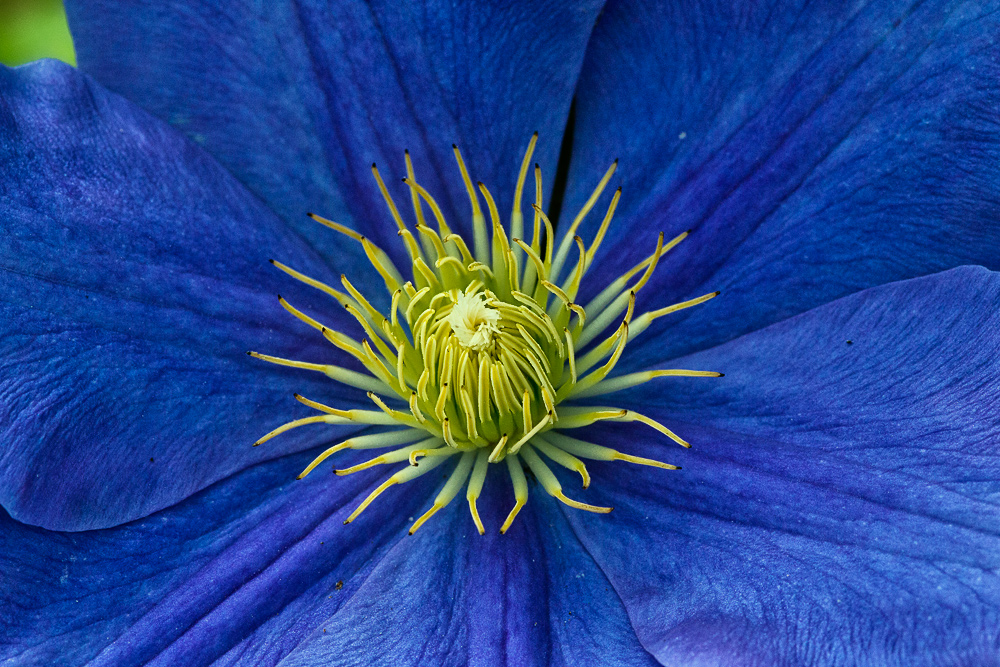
[[447, 291, 500, 351], [251, 134, 721, 535]]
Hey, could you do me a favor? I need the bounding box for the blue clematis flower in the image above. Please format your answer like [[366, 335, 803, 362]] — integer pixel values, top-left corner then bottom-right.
[[3, 0, 1000, 664]]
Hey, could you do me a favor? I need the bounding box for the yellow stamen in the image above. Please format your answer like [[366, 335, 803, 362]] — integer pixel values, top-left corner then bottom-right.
[[253, 138, 719, 534], [298, 429, 427, 479], [466, 449, 490, 535], [500, 453, 528, 534], [344, 452, 452, 524], [409, 451, 475, 535], [520, 446, 612, 513]]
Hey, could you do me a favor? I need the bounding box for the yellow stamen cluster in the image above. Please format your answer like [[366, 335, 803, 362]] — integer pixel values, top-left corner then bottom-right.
[[251, 135, 720, 534]]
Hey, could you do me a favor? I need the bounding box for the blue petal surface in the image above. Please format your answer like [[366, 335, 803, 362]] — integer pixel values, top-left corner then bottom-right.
[[566, 267, 1000, 666], [1, 446, 656, 667], [564, 0, 1000, 361], [0, 61, 369, 531], [281, 467, 658, 667], [65, 0, 605, 264]]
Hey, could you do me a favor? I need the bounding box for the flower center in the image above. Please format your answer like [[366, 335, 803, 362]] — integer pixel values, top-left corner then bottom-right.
[[250, 135, 721, 535], [445, 291, 500, 352]]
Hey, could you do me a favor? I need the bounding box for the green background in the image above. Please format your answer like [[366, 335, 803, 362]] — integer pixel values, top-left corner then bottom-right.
[[0, 0, 75, 66]]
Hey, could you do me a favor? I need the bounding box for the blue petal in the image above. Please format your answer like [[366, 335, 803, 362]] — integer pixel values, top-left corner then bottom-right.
[[564, 0, 1000, 361], [0, 448, 427, 666], [1, 447, 656, 667], [0, 61, 368, 531], [65, 0, 605, 266], [283, 468, 659, 667], [565, 267, 1000, 665]]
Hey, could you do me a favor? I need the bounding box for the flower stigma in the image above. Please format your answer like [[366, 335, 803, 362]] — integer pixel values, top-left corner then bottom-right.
[[446, 291, 500, 352], [250, 134, 721, 535]]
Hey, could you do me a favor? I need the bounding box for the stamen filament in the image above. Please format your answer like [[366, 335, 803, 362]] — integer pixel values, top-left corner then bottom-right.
[[268, 259, 352, 307], [254, 414, 349, 446], [629, 291, 721, 339], [577, 232, 661, 348], [246, 351, 388, 393], [256, 139, 719, 535], [612, 410, 690, 447], [371, 163, 424, 261], [550, 159, 617, 281], [409, 450, 476, 534], [539, 430, 679, 470], [298, 428, 428, 479], [452, 145, 489, 262], [500, 453, 528, 534], [520, 446, 612, 513], [510, 133, 537, 271], [344, 452, 452, 524], [336, 437, 441, 476], [531, 436, 590, 488], [571, 368, 723, 398], [466, 449, 490, 535], [582, 230, 687, 322]]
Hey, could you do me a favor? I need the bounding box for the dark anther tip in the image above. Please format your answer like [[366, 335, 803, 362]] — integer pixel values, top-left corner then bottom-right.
[[371, 162, 377, 168], [245, 351, 252, 356], [613, 158, 619, 164], [717, 373, 726, 377], [452, 143, 458, 149], [306, 211, 315, 217], [267, 258, 276, 264], [685, 229, 693, 235], [404, 149, 410, 155]]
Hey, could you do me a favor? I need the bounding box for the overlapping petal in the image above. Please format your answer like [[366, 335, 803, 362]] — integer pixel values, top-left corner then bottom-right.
[[565, 0, 1000, 362], [0, 61, 368, 531], [65, 0, 605, 266], [5, 0, 1000, 664], [282, 478, 659, 667], [0, 448, 424, 667], [565, 267, 1000, 665], [0, 444, 656, 667]]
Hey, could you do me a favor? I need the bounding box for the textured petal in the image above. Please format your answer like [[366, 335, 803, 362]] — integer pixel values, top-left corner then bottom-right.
[[281, 471, 658, 667], [65, 0, 605, 266], [0, 447, 426, 667], [0, 446, 655, 667], [565, 267, 1000, 666], [0, 61, 369, 531], [564, 0, 1000, 361]]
